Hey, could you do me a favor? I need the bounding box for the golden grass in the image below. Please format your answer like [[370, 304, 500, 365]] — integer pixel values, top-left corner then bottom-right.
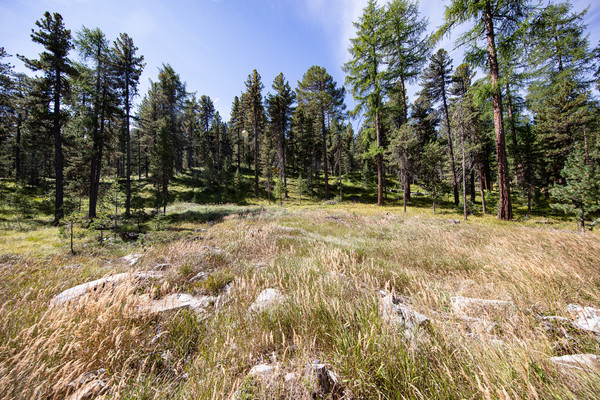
[[1, 203, 599, 399]]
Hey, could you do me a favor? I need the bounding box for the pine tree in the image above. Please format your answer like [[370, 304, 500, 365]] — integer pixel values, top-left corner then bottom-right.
[[550, 146, 600, 233], [421, 49, 459, 206], [19, 12, 78, 224], [241, 70, 264, 196], [297, 66, 345, 201], [112, 33, 144, 218], [75, 27, 118, 220], [266, 73, 295, 198]]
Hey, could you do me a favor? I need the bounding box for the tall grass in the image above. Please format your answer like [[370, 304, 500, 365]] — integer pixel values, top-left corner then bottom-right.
[[0, 204, 599, 398]]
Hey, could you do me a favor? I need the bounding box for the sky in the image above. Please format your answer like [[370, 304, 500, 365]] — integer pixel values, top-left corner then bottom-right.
[[1, 0, 599, 123]]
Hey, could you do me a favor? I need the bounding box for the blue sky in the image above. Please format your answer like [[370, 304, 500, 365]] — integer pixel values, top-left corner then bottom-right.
[[1, 0, 598, 122]]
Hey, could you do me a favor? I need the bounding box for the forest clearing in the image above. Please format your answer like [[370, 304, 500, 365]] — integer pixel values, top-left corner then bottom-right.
[[1, 0, 600, 397]]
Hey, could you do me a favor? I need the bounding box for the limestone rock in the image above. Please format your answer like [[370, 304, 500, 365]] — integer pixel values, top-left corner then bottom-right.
[[143, 293, 215, 314], [66, 380, 108, 400], [248, 363, 278, 377], [379, 291, 430, 333], [66, 369, 108, 400], [450, 296, 515, 318], [550, 354, 600, 371], [119, 253, 143, 266], [249, 288, 286, 313], [566, 304, 600, 333], [51, 271, 164, 307]]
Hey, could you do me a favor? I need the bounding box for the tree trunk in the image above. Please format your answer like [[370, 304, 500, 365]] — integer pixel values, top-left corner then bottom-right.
[[125, 71, 132, 218], [321, 109, 329, 200], [53, 67, 64, 225], [442, 85, 459, 206], [254, 122, 259, 196], [375, 110, 383, 206], [462, 127, 467, 221], [485, 3, 512, 220], [15, 113, 22, 178]]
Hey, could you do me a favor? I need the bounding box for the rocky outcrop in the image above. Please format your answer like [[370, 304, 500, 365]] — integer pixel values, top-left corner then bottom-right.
[[550, 354, 600, 371], [379, 291, 430, 336], [249, 288, 287, 313], [450, 296, 515, 318], [141, 293, 216, 315], [566, 304, 600, 333], [51, 271, 164, 307]]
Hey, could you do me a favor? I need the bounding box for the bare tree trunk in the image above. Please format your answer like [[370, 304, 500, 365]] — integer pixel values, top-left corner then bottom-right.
[[53, 67, 64, 225], [375, 110, 383, 206], [321, 110, 329, 200], [485, 3, 512, 220]]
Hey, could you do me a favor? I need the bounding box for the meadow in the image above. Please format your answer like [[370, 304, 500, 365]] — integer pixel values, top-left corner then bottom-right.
[[0, 174, 599, 399]]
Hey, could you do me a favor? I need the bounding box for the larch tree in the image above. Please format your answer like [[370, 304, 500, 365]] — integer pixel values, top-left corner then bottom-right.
[[343, 0, 388, 206], [112, 33, 144, 218], [435, 0, 531, 220], [19, 12, 78, 224]]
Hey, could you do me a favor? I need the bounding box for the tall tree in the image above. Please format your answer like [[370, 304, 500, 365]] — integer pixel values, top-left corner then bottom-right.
[[112, 33, 144, 218], [421, 49, 459, 206], [435, 0, 530, 220], [19, 12, 78, 224], [75, 27, 117, 220], [241, 70, 264, 196], [343, 0, 387, 206], [297, 65, 345, 201], [266, 73, 295, 198]]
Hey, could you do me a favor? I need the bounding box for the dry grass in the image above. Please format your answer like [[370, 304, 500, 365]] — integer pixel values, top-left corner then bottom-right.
[[1, 204, 599, 399]]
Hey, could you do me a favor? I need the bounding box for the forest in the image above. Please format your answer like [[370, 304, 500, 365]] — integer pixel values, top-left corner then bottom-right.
[[1, 1, 600, 399], [0, 0, 599, 231]]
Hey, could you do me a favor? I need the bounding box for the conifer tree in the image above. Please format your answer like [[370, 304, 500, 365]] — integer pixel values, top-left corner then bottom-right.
[[550, 146, 600, 233], [421, 49, 459, 206], [112, 33, 144, 218], [266, 73, 295, 198], [20, 12, 78, 224], [297, 66, 345, 201], [241, 70, 264, 196], [343, 0, 387, 206], [435, 0, 531, 220]]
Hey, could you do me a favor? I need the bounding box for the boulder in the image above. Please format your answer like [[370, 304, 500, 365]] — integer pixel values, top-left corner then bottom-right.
[[66, 369, 108, 400], [249, 288, 286, 313], [379, 291, 430, 333], [566, 304, 600, 333], [550, 354, 600, 371], [142, 293, 215, 315], [248, 363, 278, 378], [51, 271, 164, 307]]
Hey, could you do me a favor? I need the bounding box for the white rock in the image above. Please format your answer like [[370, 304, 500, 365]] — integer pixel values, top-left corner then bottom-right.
[[51, 271, 164, 307], [143, 293, 215, 314], [450, 296, 514, 318], [284, 372, 297, 382], [550, 354, 600, 371], [249, 288, 286, 313], [305, 362, 338, 395], [120, 253, 143, 266], [566, 304, 600, 333], [248, 364, 277, 377], [67, 380, 107, 400]]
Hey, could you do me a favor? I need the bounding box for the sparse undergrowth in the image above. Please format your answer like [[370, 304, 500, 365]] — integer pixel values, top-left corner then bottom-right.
[[0, 203, 599, 399]]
